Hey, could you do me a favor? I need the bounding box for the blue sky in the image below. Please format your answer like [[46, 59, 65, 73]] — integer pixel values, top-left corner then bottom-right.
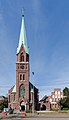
[[0, 0, 69, 99]]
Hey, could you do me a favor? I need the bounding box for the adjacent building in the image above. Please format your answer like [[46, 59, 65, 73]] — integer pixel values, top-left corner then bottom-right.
[[49, 88, 63, 110], [39, 88, 63, 111], [39, 95, 50, 111], [8, 15, 39, 112]]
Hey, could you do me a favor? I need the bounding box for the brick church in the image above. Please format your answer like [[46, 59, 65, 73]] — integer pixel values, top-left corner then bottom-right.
[[8, 15, 39, 112]]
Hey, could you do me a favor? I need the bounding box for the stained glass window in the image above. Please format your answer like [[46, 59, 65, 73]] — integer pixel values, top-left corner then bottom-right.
[[19, 84, 25, 98]]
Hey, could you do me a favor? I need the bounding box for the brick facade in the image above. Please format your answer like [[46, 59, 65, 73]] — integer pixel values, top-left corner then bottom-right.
[[39, 88, 63, 111], [15, 45, 29, 110], [49, 88, 63, 110]]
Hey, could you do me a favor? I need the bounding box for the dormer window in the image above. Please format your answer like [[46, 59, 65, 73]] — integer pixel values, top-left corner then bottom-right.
[[20, 52, 24, 62]]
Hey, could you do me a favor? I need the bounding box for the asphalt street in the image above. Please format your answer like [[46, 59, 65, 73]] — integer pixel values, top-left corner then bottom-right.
[[0, 113, 69, 120]]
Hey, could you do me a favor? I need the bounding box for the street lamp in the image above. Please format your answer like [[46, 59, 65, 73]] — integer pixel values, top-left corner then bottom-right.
[[32, 72, 34, 115]]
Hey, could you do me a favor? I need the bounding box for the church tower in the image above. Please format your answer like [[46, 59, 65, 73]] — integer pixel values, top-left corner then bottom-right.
[[16, 15, 29, 110], [8, 15, 39, 112]]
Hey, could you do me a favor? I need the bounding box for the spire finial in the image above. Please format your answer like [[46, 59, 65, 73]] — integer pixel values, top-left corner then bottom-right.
[[22, 7, 25, 17]]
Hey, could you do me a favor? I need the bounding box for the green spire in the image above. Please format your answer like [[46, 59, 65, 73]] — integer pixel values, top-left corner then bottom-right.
[[17, 15, 29, 54]]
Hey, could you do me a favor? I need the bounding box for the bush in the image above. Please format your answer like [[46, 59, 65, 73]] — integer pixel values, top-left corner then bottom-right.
[[0, 97, 8, 112], [26, 109, 31, 113], [0, 103, 4, 111]]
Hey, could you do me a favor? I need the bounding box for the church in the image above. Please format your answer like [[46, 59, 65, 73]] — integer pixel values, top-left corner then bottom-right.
[[8, 15, 39, 112]]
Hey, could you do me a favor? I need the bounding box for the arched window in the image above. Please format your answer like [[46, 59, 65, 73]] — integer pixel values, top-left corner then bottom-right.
[[20, 74, 22, 80], [20, 52, 24, 62], [13, 94, 16, 101], [19, 84, 25, 98], [23, 74, 25, 80]]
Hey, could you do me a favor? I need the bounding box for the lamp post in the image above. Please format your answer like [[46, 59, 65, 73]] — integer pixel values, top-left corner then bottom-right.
[[32, 72, 34, 115]]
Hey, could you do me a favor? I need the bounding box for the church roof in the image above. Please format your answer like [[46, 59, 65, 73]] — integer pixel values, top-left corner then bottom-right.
[[17, 15, 29, 54], [12, 85, 16, 93], [11, 82, 38, 94], [29, 82, 38, 92], [39, 95, 48, 102]]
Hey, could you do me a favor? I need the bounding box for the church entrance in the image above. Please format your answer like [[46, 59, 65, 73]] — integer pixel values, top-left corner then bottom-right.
[[20, 101, 26, 111], [21, 105, 25, 111]]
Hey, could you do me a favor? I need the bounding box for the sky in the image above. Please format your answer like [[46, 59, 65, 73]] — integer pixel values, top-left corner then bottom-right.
[[0, 0, 69, 99]]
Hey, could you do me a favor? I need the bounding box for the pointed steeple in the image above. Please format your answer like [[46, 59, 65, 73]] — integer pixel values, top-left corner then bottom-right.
[[17, 15, 29, 54]]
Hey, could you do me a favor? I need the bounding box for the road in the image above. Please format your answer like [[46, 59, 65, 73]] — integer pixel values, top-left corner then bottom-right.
[[0, 113, 69, 120]]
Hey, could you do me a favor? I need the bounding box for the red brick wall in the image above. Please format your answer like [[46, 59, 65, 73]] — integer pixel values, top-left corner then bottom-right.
[[16, 45, 29, 109]]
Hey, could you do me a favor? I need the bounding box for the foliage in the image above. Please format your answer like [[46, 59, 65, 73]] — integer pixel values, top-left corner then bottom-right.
[[59, 87, 69, 109], [59, 109, 69, 113], [0, 103, 4, 111], [63, 87, 69, 97], [0, 97, 8, 112], [26, 109, 31, 113]]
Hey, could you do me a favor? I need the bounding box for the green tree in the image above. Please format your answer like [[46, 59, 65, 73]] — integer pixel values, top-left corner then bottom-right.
[[63, 87, 69, 97], [59, 87, 69, 109], [0, 97, 8, 112]]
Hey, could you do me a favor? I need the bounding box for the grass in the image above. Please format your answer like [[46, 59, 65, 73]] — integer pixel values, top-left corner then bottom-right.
[[58, 109, 69, 113], [36, 109, 69, 114]]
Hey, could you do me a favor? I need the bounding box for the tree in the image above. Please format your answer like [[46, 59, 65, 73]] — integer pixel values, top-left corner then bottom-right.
[[59, 87, 69, 109], [0, 97, 8, 112], [63, 87, 69, 97]]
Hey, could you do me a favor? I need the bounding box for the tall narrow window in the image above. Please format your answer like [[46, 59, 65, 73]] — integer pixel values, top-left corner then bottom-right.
[[20, 52, 24, 62], [19, 84, 25, 98], [8, 95, 10, 103], [23, 74, 25, 80], [13, 94, 16, 101], [26, 54, 29, 62], [20, 74, 22, 80]]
